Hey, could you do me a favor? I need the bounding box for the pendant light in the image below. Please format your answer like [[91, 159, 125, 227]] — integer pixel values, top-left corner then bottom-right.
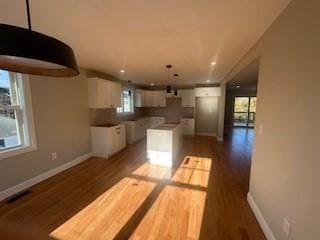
[[0, 0, 79, 77], [173, 73, 179, 96], [166, 65, 172, 93], [166, 85, 172, 93]]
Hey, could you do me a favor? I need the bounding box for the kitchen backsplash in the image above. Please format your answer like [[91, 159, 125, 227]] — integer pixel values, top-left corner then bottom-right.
[[89, 97, 194, 126], [90, 107, 144, 126], [143, 98, 194, 122]]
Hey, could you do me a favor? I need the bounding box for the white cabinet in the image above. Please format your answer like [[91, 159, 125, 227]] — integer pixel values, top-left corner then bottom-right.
[[88, 77, 122, 108], [90, 124, 126, 158], [181, 89, 195, 107], [88, 78, 106, 108], [135, 89, 145, 107], [134, 89, 166, 107], [150, 117, 165, 128], [147, 123, 183, 167], [110, 81, 122, 108], [181, 118, 195, 136], [152, 91, 160, 107], [195, 87, 221, 97], [159, 91, 167, 107], [123, 118, 147, 144], [122, 117, 165, 144], [144, 90, 153, 107], [151, 91, 166, 107], [112, 125, 126, 153]]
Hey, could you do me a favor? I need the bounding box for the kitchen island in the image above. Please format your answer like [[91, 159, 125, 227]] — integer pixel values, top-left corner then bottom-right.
[[147, 123, 183, 167]]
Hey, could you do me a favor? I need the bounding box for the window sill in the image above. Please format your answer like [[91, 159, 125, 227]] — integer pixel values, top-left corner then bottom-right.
[[0, 145, 37, 161]]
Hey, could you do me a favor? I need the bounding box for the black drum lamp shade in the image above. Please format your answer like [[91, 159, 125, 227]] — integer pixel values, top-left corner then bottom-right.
[[0, 0, 79, 77]]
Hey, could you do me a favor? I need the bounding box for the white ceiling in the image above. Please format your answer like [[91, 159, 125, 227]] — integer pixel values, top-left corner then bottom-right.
[[0, 0, 291, 86]]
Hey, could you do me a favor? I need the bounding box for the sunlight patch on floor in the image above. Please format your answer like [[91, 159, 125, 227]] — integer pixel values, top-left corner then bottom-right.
[[50, 155, 212, 240], [129, 185, 207, 240], [129, 155, 211, 239], [50, 177, 156, 240], [132, 162, 172, 179], [171, 156, 212, 188]]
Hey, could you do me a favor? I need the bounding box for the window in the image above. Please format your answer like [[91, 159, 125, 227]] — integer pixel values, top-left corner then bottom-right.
[[117, 89, 134, 114], [233, 96, 257, 127], [0, 70, 36, 159]]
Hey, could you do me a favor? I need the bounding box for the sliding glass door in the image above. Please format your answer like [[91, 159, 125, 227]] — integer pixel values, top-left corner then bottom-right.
[[233, 96, 256, 127]]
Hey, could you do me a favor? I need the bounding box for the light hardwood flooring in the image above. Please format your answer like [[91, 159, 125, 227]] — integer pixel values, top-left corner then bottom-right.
[[0, 130, 265, 239]]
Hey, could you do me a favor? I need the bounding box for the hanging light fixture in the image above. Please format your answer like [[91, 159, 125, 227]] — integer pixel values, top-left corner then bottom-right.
[[173, 73, 179, 96], [0, 0, 79, 77], [165, 64, 172, 93], [166, 85, 172, 93]]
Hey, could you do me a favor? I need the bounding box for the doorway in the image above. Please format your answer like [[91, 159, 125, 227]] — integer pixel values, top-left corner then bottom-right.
[[233, 96, 256, 127]]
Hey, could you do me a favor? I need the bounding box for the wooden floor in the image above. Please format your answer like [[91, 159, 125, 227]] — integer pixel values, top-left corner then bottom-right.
[[0, 128, 265, 240]]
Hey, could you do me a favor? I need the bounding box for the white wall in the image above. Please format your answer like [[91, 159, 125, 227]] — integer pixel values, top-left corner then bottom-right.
[[249, 0, 320, 239], [0, 71, 91, 192]]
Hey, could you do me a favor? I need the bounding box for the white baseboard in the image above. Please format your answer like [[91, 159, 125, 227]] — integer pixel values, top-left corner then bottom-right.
[[247, 192, 276, 240], [196, 132, 217, 137], [0, 152, 92, 202], [217, 136, 224, 142]]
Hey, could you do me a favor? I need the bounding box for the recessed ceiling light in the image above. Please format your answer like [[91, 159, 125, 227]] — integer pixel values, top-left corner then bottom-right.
[[211, 62, 217, 66], [150, 83, 154, 86], [120, 69, 125, 73], [236, 85, 240, 88], [206, 80, 211, 83]]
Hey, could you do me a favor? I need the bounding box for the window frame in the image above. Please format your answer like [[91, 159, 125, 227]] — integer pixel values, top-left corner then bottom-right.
[[232, 95, 256, 128], [117, 88, 134, 115], [0, 73, 37, 160]]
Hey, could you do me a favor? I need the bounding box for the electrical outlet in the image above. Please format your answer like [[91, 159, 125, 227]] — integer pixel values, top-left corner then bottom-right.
[[52, 152, 57, 160], [283, 218, 291, 237]]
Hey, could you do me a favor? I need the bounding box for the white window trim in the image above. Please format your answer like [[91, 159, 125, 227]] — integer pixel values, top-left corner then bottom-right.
[[0, 74, 37, 160], [117, 88, 135, 116]]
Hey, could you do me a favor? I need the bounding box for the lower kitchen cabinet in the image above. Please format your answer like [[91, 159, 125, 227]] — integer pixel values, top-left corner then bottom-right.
[[181, 118, 195, 136], [122, 117, 165, 144], [90, 124, 126, 158]]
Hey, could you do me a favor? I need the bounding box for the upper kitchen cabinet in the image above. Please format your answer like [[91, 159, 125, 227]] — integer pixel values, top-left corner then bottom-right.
[[135, 89, 145, 107], [87, 77, 122, 108], [109, 81, 122, 108], [158, 91, 166, 107], [181, 89, 195, 107], [151, 90, 160, 107], [195, 87, 221, 97], [152, 91, 167, 107], [144, 90, 153, 107], [135, 89, 166, 107]]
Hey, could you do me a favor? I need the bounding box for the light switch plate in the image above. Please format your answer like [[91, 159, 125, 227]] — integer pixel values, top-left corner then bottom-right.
[[283, 218, 290, 236]]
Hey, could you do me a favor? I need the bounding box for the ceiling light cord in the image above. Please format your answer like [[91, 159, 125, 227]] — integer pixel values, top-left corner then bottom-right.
[[26, 0, 32, 30]]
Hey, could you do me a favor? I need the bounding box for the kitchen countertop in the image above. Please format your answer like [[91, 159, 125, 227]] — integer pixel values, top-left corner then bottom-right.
[[122, 116, 165, 122], [151, 123, 180, 130], [91, 123, 120, 128]]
